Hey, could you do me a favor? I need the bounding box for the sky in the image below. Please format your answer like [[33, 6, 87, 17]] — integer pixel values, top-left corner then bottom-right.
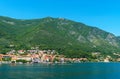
[[0, 0, 120, 36]]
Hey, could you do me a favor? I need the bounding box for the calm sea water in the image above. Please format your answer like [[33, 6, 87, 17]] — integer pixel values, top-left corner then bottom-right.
[[0, 63, 120, 79]]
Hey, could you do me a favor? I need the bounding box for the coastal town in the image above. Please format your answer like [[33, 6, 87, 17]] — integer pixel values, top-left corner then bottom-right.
[[1, 47, 120, 64], [0, 48, 87, 64]]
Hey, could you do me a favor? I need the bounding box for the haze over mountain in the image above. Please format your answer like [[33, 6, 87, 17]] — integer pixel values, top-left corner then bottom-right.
[[0, 16, 120, 57]]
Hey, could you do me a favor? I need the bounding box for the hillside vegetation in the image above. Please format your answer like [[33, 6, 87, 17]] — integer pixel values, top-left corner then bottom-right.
[[0, 16, 120, 57]]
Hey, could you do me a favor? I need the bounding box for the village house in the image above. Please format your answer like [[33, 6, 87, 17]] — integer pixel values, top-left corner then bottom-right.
[[104, 58, 109, 62], [31, 54, 40, 63], [41, 54, 55, 62], [1, 55, 12, 61], [116, 58, 120, 62], [11, 55, 17, 62], [0, 54, 17, 62], [17, 56, 32, 61], [18, 50, 25, 54]]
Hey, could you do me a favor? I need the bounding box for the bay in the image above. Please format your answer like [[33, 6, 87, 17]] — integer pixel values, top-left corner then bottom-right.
[[0, 63, 120, 79]]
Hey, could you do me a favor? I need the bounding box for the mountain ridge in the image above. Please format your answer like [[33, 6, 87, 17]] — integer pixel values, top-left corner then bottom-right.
[[0, 16, 120, 57]]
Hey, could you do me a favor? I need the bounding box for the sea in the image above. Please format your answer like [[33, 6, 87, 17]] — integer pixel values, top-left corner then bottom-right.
[[0, 62, 120, 79]]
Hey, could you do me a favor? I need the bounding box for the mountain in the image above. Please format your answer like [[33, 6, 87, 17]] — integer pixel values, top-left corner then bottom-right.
[[0, 16, 120, 57]]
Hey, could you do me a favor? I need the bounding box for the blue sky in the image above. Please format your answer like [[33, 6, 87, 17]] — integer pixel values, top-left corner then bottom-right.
[[0, 0, 120, 36]]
